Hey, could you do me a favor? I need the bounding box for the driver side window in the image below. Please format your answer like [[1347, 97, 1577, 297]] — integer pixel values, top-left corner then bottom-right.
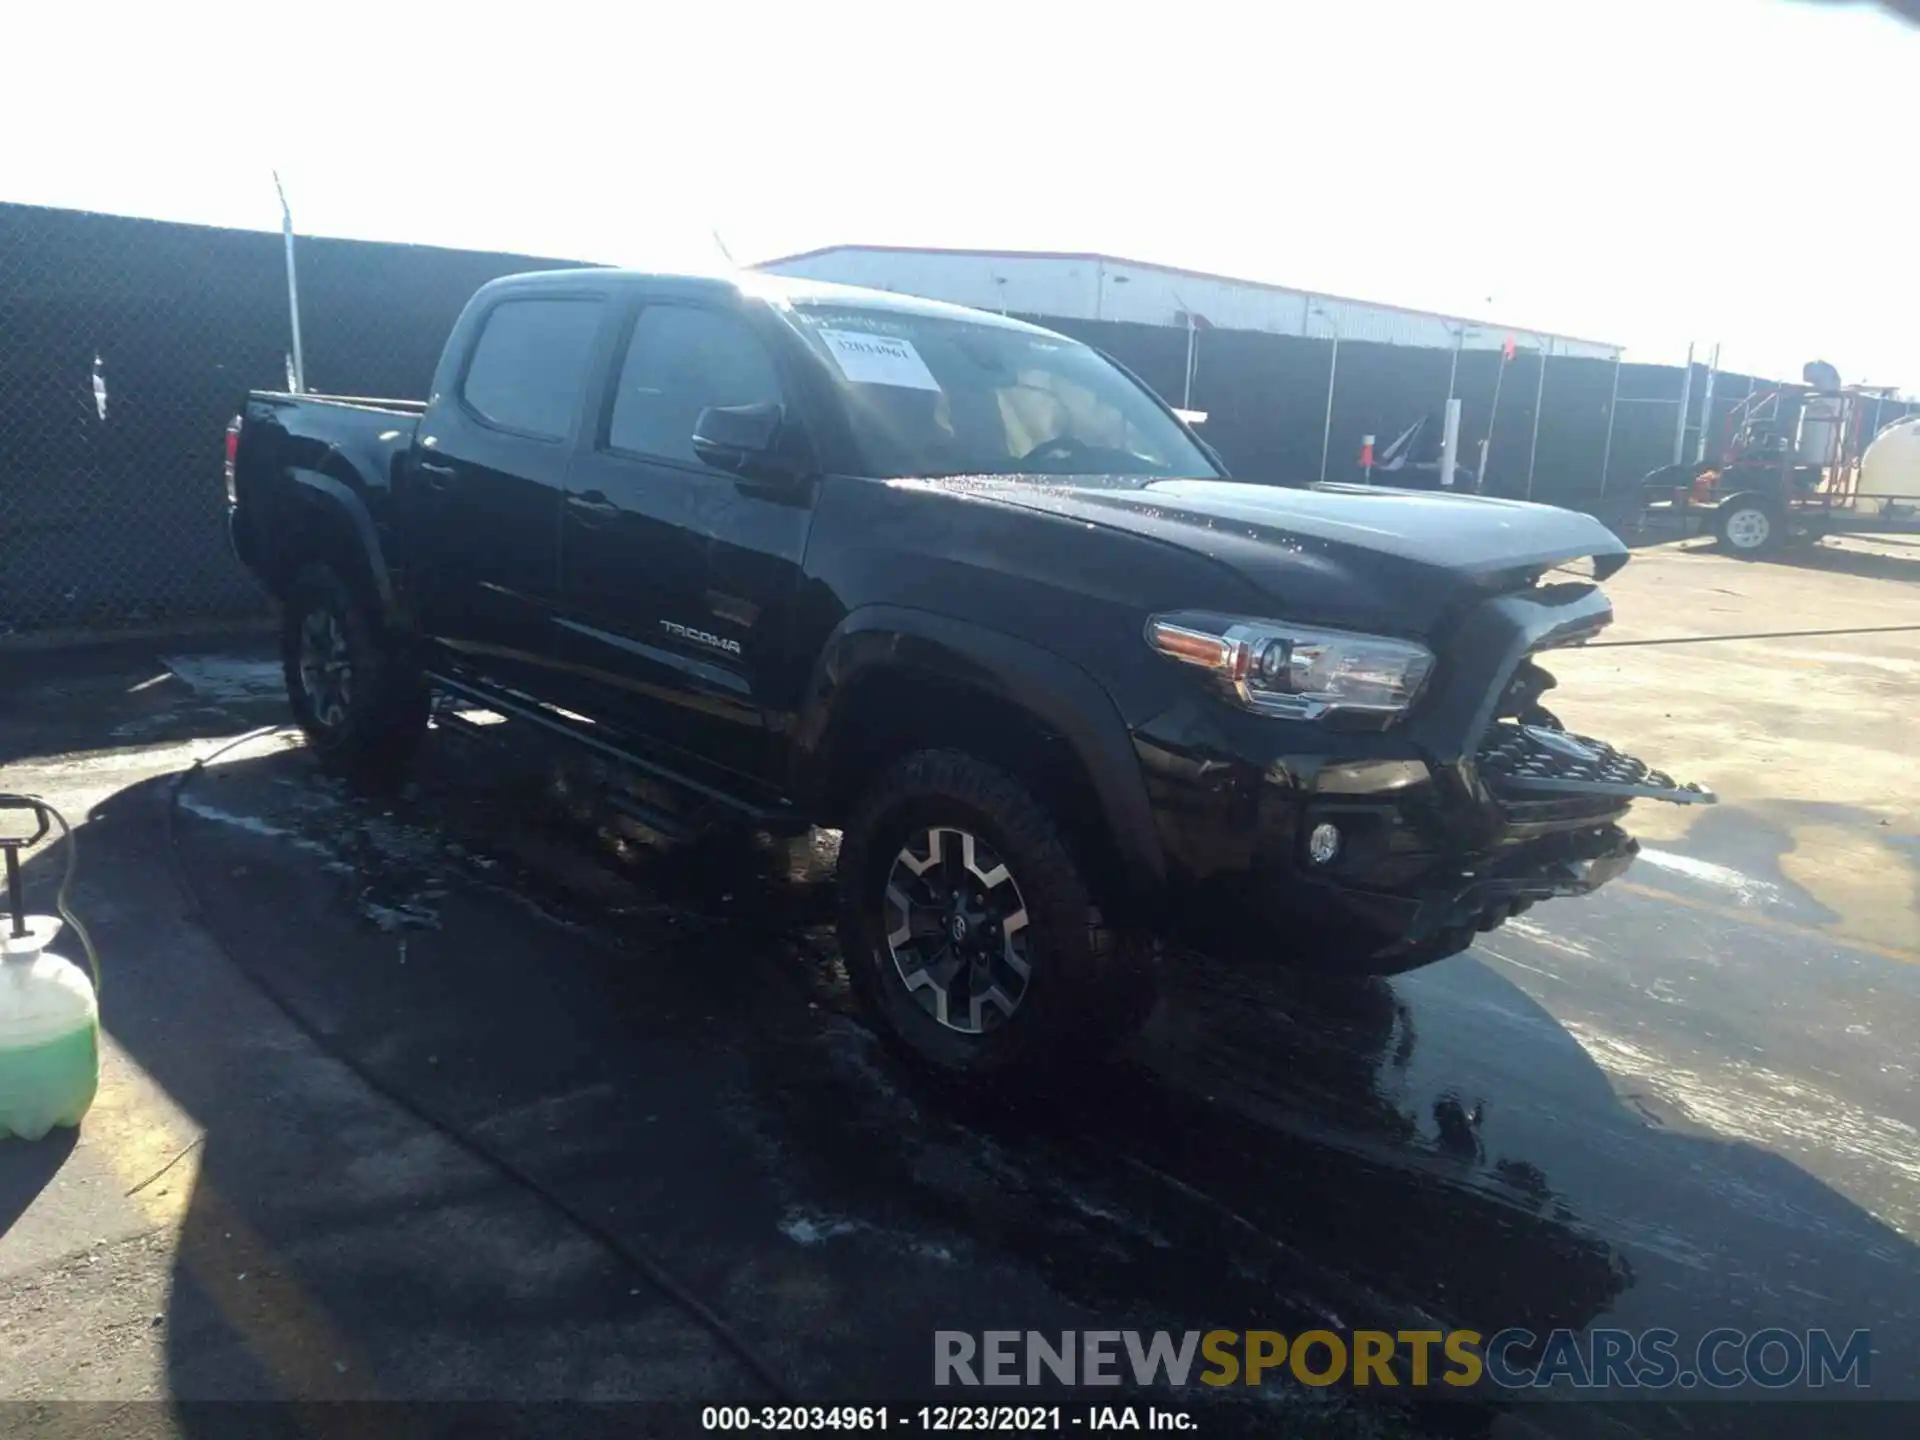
[[607, 305, 784, 468]]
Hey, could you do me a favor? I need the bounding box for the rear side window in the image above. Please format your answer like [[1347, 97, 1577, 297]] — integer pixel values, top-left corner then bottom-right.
[[608, 306, 784, 466], [462, 298, 603, 440]]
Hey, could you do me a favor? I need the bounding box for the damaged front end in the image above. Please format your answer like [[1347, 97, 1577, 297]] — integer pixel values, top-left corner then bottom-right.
[[1399, 635, 1717, 949], [1136, 561, 1716, 975], [1324, 591, 1716, 969]]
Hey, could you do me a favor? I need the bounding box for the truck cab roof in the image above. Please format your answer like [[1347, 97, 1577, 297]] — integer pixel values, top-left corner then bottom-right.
[[482, 265, 1061, 336]]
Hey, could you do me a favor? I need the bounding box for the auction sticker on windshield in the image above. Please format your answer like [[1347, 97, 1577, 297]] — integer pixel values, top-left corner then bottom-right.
[[816, 328, 942, 391]]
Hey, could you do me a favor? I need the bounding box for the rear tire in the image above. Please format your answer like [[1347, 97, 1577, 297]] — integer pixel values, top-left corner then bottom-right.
[[836, 749, 1152, 1083], [281, 564, 428, 786]]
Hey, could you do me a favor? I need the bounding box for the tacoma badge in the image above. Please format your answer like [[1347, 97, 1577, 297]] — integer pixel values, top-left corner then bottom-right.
[[660, 619, 742, 656]]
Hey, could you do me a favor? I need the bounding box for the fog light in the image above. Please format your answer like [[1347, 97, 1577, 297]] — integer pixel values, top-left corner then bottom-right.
[[1307, 822, 1341, 866]]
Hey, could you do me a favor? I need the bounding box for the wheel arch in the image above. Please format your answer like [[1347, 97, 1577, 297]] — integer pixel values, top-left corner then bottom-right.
[[268, 466, 398, 619], [793, 607, 1166, 924]]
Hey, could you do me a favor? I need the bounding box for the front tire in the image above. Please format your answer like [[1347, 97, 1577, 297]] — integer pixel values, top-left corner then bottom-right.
[[281, 564, 427, 786], [836, 750, 1150, 1082]]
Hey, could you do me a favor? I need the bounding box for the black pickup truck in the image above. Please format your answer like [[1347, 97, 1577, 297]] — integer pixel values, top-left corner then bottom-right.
[[226, 267, 1710, 1078]]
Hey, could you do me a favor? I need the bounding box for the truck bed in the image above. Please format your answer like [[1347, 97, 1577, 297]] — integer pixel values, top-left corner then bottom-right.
[[229, 391, 428, 589]]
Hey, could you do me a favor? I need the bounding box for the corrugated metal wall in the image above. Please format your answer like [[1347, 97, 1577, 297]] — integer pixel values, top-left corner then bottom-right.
[[759, 248, 1621, 359]]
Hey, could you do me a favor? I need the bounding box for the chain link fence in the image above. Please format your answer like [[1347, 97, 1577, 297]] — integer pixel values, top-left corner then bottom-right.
[[3, 202, 1913, 639], [1038, 316, 1917, 525], [0, 202, 577, 636]]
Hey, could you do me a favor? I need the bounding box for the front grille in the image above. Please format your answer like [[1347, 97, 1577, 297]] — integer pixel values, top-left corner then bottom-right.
[[1477, 722, 1714, 805]]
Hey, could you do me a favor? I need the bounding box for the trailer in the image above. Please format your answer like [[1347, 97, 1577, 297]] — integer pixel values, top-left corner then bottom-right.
[[1636, 375, 1919, 556]]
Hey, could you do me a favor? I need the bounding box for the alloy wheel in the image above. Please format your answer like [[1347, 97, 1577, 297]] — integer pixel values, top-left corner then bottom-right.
[[883, 825, 1032, 1034], [298, 606, 354, 730]]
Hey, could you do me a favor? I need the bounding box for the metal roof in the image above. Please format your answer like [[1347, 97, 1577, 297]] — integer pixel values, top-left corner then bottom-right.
[[755, 245, 1622, 357]]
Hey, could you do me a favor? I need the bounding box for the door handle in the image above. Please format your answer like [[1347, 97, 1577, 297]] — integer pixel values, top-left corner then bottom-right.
[[569, 489, 620, 522], [417, 460, 457, 490]]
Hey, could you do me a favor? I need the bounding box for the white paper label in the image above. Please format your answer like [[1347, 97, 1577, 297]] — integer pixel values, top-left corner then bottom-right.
[[816, 328, 942, 391]]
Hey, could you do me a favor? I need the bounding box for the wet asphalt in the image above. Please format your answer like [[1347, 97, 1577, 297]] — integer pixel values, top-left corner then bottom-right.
[[1, 628, 1915, 1439]]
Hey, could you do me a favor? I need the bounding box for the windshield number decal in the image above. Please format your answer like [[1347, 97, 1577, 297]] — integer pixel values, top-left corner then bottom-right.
[[816, 328, 942, 392]]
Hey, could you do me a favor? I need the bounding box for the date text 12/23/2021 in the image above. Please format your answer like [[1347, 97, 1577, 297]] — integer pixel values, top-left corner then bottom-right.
[[702, 1407, 1194, 1431]]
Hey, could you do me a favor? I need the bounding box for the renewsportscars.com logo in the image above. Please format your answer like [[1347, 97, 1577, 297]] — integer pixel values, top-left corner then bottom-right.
[[934, 1328, 1873, 1391]]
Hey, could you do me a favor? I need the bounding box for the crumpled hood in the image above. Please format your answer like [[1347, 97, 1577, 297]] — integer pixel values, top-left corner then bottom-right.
[[913, 474, 1628, 627]]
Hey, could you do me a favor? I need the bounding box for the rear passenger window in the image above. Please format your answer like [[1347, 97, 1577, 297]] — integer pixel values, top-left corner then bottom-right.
[[462, 298, 603, 440], [608, 306, 784, 466]]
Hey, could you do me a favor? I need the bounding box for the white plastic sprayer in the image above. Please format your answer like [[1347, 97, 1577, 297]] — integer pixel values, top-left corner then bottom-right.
[[0, 796, 101, 1142]]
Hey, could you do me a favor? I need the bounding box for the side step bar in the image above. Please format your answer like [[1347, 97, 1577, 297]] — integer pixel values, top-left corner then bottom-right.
[[424, 671, 801, 831], [602, 791, 698, 844]]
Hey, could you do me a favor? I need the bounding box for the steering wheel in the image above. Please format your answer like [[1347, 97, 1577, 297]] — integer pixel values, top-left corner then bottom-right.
[[1018, 435, 1095, 469]]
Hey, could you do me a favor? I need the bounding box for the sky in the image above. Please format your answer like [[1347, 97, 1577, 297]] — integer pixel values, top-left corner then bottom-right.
[[3, 0, 1915, 386]]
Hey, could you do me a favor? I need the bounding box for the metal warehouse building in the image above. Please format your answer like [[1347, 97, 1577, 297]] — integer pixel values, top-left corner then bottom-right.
[[754, 245, 1621, 360]]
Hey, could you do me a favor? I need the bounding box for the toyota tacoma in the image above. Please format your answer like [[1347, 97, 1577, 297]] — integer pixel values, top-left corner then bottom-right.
[[225, 268, 1711, 1078]]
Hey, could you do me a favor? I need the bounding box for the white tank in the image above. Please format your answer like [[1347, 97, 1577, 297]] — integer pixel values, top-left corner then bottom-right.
[[1797, 393, 1845, 466], [1859, 415, 1920, 499], [0, 916, 101, 1142]]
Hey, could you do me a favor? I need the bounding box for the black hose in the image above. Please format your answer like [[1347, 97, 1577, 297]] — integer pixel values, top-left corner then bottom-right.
[[162, 726, 793, 1402], [1587, 622, 1920, 649]]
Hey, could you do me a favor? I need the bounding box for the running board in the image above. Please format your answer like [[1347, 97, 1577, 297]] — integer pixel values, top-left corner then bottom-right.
[[429, 702, 508, 746], [602, 791, 698, 844], [423, 671, 797, 828]]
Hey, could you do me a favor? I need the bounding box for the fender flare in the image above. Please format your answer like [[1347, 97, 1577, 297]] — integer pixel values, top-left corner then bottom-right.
[[1710, 490, 1774, 515], [791, 605, 1166, 908], [285, 465, 398, 618]]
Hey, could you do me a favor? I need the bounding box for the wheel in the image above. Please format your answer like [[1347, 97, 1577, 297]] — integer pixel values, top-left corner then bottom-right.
[[1715, 500, 1779, 556], [281, 563, 428, 785], [836, 750, 1152, 1082]]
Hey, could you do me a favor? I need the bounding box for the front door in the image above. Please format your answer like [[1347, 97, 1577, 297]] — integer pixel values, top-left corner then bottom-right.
[[557, 298, 814, 791], [398, 291, 608, 692]]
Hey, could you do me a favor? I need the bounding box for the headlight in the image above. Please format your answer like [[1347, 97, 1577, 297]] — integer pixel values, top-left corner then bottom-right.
[[1145, 613, 1434, 721]]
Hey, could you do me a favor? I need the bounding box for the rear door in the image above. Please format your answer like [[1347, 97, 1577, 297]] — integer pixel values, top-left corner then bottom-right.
[[556, 295, 815, 790], [398, 289, 610, 690]]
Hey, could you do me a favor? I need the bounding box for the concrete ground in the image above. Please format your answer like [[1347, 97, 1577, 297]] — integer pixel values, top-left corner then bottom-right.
[[1, 535, 1915, 1438]]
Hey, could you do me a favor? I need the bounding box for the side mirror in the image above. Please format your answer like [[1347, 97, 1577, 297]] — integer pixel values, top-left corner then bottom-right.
[[692, 402, 794, 479]]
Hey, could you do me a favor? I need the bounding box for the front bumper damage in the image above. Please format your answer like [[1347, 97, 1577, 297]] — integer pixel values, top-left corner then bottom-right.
[[1378, 723, 1716, 957], [1475, 721, 1716, 807], [1401, 821, 1640, 947], [1142, 708, 1716, 974]]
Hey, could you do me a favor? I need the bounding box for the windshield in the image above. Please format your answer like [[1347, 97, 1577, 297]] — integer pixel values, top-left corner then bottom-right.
[[785, 304, 1219, 481]]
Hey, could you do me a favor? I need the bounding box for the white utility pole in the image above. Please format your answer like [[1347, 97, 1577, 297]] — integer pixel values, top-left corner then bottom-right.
[[1693, 343, 1722, 464], [1440, 398, 1461, 488], [273, 171, 305, 395], [1525, 337, 1551, 501], [1173, 290, 1199, 411], [1671, 342, 1696, 466], [1312, 305, 1340, 483]]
